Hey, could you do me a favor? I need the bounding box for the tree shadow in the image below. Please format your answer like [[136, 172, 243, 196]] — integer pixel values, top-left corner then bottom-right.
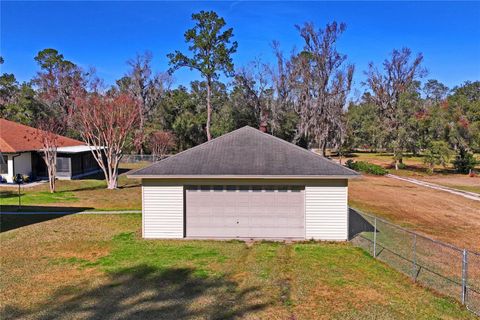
[[349, 208, 375, 240], [81, 168, 133, 181], [0, 206, 92, 232], [2, 265, 268, 320], [0, 190, 18, 199], [385, 163, 456, 175]]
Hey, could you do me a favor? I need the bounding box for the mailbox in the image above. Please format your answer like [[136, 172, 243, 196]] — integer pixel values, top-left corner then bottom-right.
[[15, 173, 24, 184]]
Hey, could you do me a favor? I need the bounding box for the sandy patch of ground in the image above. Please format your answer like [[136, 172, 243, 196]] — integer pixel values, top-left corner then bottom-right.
[[349, 175, 480, 251]]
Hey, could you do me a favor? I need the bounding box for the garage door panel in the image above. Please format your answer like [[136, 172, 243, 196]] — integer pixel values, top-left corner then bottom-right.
[[186, 186, 305, 239]]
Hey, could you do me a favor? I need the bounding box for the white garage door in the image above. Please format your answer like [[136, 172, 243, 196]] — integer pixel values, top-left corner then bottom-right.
[[186, 185, 305, 239]]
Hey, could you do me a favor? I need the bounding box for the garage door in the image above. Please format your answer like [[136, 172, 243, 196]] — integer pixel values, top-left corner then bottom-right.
[[186, 185, 305, 239]]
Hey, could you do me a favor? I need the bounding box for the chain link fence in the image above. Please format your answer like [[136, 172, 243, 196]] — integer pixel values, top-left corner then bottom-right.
[[120, 154, 170, 163], [350, 209, 480, 316]]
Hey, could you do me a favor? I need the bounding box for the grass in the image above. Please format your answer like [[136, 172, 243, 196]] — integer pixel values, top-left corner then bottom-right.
[[0, 162, 143, 212], [338, 151, 480, 171], [0, 214, 475, 319], [0, 190, 78, 205], [444, 184, 480, 193], [336, 151, 480, 195], [348, 175, 480, 251]]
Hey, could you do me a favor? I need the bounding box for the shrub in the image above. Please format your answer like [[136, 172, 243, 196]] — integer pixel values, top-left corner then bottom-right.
[[345, 160, 388, 175], [12, 174, 30, 184], [423, 141, 453, 174], [452, 151, 478, 174], [345, 159, 355, 169], [397, 162, 407, 170]]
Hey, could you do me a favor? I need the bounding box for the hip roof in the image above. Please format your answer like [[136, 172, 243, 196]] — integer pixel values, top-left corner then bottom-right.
[[130, 126, 358, 178]]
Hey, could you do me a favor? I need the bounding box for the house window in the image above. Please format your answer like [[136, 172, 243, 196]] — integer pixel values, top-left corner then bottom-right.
[[0, 155, 7, 174], [83, 153, 98, 171], [56, 157, 70, 173]]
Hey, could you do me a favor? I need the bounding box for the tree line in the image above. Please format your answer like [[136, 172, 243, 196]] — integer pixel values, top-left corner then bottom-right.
[[1, 11, 479, 191]]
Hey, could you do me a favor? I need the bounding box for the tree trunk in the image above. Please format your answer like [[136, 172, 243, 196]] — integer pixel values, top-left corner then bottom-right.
[[394, 152, 402, 170], [393, 144, 402, 170], [44, 153, 57, 193], [206, 79, 212, 141], [48, 168, 56, 193], [139, 103, 145, 155], [107, 175, 118, 189], [318, 140, 327, 157]]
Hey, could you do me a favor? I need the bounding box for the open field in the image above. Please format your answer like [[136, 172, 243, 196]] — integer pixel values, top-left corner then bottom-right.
[[0, 163, 143, 212], [348, 175, 480, 251], [337, 152, 480, 194], [0, 214, 475, 319], [413, 175, 480, 194]]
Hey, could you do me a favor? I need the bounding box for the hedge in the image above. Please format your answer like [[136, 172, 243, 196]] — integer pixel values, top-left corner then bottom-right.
[[345, 160, 388, 175]]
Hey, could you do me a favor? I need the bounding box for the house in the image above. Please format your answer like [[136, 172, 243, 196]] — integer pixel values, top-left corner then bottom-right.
[[128, 126, 359, 241], [0, 118, 102, 183]]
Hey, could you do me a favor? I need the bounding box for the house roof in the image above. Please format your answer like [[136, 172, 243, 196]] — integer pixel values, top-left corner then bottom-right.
[[129, 126, 358, 179], [0, 118, 85, 153]]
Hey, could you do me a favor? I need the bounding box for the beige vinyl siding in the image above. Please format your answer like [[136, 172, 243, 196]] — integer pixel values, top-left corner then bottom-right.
[[305, 180, 348, 241], [142, 183, 184, 239]]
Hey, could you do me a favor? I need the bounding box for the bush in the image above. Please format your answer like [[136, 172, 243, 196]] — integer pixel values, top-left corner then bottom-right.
[[12, 174, 30, 183], [423, 141, 453, 173], [452, 151, 478, 174], [345, 160, 388, 175], [397, 162, 407, 170]]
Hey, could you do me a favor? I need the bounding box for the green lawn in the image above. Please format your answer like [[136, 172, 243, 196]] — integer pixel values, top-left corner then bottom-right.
[[0, 214, 474, 319], [0, 163, 143, 212]]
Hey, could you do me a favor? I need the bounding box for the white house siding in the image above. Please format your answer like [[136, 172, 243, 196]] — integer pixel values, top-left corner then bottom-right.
[[305, 179, 348, 241], [1, 153, 31, 183], [142, 181, 184, 238], [14, 152, 32, 177], [1, 155, 14, 182], [141, 178, 349, 240]]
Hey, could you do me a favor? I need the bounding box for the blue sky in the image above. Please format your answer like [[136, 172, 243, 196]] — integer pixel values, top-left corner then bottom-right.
[[1, 1, 479, 95]]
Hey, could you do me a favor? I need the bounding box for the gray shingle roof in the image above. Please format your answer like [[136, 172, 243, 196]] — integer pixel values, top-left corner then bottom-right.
[[129, 126, 358, 178]]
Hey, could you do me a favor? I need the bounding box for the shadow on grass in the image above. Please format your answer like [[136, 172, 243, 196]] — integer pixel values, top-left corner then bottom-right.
[[2, 265, 267, 320], [349, 208, 375, 240], [0, 191, 18, 199], [385, 163, 457, 175], [0, 206, 92, 233], [78, 168, 133, 181]]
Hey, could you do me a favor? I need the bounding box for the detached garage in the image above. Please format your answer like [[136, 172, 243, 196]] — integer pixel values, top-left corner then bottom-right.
[[128, 126, 358, 241]]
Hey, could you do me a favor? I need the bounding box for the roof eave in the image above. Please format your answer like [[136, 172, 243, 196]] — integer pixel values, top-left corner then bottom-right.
[[127, 174, 360, 180]]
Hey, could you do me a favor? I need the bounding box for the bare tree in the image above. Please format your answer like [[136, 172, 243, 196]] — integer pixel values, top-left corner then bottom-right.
[[150, 131, 176, 159], [234, 59, 273, 132], [282, 22, 354, 155], [269, 41, 295, 136], [33, 117, 65, 193], [364, 47, 426, 169], [33, 49, 85, 122], [117, 52, 170, 154], [74, 91, 140, 189]]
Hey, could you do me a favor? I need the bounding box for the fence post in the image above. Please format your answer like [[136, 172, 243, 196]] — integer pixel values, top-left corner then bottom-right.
[[413, 234, 417, 282], [462, 249, 468, 305], [373, 217, 377, 258]]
